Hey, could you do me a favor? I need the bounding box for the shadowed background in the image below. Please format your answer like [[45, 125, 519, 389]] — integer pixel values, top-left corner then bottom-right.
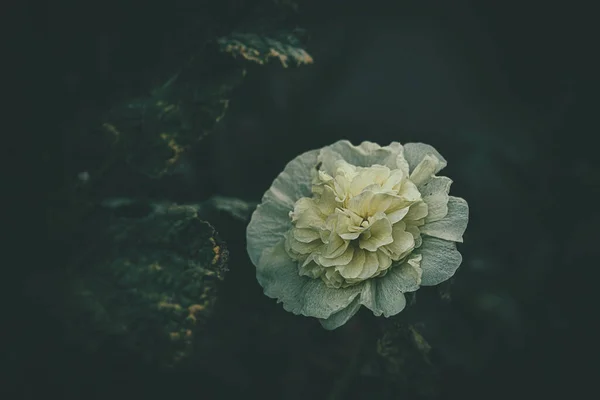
[[14, 0, 597, 399]]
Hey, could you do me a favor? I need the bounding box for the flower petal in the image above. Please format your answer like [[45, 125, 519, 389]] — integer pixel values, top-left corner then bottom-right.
[[384, 254, 423, 292], [386, 206, 410, 224], [292, 228, 321, 243], [397, 179, 421, 202], [247, 149, 319, 265], [264, 149, 320, 208], [298, 259, 324, 279], [322, 233, 349, 258], [319, 245, 354, 267], [359, 251, 381, 279], [246, 198, 292, 266], [293, 199, 326, 229], [405, 225, 422, 248], [359, 279, 407, 317], [385, 221, 415, 258], [328, 140, 406, 169], [404, 201, 428, 222], [285, 232, 322, 255], [257, 240, 362, 318], [420, 176, 452, 223], [403, 142, 447, 175], [420, 196, 469, 242], [349, 165, 391, 195], [409, 154, 443, 186], [319, 297, 362, 330], [359, 216, 393, 251], [338, 248, 366, 279], [417, 237, 463, 286]]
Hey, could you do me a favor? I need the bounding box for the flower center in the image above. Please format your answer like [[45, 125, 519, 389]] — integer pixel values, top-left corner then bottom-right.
[[284, 160, 429, 289]]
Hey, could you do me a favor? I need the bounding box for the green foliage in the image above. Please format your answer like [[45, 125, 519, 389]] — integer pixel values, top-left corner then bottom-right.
[[218, 30, 313, 67], [47, 0, 313, 371], [64, 204, 228, 367]]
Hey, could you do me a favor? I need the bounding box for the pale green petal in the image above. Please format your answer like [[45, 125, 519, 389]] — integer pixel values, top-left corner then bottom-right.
[[385, 221, 415, 258], [298, 259, 324, 279], [359, 279, 407, 317], [384, 254, 423, 292], [263, 149, 320, 208], [322, 233, 349, 258], [246, 198, 292, 266], [339, 231, 361, 240], [334, 159, 358, 178], [409, 154, 442, 186], [406, 225, 422, 248], [387, 206, 410, 224], [328, 140, 406, 169], [405, 201, 428, 222], [293, 228, 321, 243], [333, 174, 351, 201], [349, 166, 390, 194], [323, 268, 345, 288], [376, 250, 393, 271], [397, 179, 421, 202], [369, 192, 396, 214], [358, 251, 380, 279], [319, 245, 354, 267], [420, 176, 452, 223], [347, 190, 374, 217], [294, 200, 326, 229], [317, 147, 345, 176], [257, 241, 362, 318], [286, 233, 321, 255], [395, 150, 410, 176], [403, 142, 447, 175], [417, 237, 463, 286], [382, 169, 405, 191], [420, 196, 469, 242], [359, 217, 393, 251], [315, 185, 338, 215], [319, 297, 362, 330], [338, 248, 365, 279]]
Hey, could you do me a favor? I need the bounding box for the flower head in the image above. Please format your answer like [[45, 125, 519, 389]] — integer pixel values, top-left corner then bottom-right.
[[247, 141, 468, 329]]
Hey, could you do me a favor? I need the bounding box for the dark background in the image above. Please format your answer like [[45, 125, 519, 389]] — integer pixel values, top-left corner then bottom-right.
[[12, 0, 598, 399]]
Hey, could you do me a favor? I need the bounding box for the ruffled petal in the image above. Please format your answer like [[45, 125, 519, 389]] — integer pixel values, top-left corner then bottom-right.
[[319, 245, 354, 267], [292, 228, 321, 243], [409, 154, 443, 186], [257, 240, 362, 318], [338, 248, 366, 279], [387, 206, 410, 224], [403, 142, 447, 175], [247, 149, 320, 265], [405, 225, 422, 248], [349, 165, 391, 194], [246, 198, 293, 266], [420, 176, 452, 223], [385, 221, 415, 259], [319, 297, 362, 330], [359, 216, 393, 251], [359, 251, 380, 279], [298, 259, 324, 279], [404, 201, 428, 222], [420, 196, 469, 242], [417, 237, 463, 286], [359, 279, 407, 317], [328, 140, 406, 170]]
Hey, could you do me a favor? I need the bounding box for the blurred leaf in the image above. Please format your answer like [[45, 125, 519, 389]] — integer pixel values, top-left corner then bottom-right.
[[63, 204, 228, 367], [218, 31, 313, 67]]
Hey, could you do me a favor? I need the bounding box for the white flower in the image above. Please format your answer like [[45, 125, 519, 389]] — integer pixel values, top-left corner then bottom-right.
[[246, 140, 468, 329]]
